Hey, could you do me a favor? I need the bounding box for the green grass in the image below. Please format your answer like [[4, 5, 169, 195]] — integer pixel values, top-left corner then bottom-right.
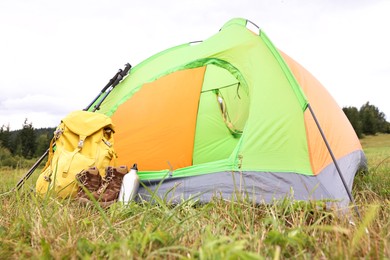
[[1, 134, 389, 259]]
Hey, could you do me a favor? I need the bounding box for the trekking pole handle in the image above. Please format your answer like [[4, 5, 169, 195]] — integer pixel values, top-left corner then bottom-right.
[[122, 63, 132, 75], [111, 63, 132, 88], [92, 63, 132, 111], [84, 63, 132, 111], [102, 63, 131, 92]]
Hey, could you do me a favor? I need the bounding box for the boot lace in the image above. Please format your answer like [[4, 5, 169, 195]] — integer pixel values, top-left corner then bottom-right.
[[96, 167, 115, 195], [76, 170, 88, 196]]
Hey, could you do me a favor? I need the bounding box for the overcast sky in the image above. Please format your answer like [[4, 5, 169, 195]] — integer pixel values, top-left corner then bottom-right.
[[1, 0, 389, 130]]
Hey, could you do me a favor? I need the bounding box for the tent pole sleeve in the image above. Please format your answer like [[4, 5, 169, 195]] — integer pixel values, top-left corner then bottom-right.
[[307, 104, 362, 220]]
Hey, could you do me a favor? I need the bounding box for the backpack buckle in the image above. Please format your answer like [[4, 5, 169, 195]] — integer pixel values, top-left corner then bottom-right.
[[54, 128, 63, 140], [78, 140, 84, 148]]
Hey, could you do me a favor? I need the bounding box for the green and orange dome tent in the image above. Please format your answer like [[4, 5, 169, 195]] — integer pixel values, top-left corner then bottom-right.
[[94, 18, 366, 207]]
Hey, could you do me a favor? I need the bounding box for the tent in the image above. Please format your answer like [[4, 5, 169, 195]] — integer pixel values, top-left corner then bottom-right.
[[95, 18, 366, 206]]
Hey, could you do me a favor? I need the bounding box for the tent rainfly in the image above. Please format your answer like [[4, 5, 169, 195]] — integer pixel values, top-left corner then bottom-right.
[[94, 18, 366, 208]]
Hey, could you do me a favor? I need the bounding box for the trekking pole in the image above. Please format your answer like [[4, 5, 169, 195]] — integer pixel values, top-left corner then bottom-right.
[[85, 63, 131, 112], [12, 63, 132, 191]]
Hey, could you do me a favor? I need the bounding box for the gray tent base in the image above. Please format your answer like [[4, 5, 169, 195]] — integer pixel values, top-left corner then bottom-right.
[[137, 150, 366, 210]]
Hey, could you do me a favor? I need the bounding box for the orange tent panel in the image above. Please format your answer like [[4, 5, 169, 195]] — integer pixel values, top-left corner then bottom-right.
[[111, 66, 206, 171], [281, 51, 362, 174]]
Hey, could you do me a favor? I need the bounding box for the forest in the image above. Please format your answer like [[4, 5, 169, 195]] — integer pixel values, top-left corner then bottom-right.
[[0, 119, 54, 168]]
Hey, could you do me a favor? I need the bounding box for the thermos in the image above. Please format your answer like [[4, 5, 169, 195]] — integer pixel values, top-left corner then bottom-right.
[[118, 163, 139, 204]]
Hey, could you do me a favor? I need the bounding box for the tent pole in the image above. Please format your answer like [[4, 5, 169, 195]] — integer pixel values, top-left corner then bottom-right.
[[307, 104, 362, 220]]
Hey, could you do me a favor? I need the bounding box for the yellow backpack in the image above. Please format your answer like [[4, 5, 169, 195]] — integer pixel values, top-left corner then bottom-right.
[[36, 110, 116, 198]]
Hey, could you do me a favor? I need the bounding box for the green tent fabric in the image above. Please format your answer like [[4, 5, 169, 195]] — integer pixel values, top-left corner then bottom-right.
[[95, 18, 366, 207]]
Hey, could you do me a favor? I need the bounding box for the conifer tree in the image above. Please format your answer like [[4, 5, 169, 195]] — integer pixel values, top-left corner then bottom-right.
[[0, 124, 12, 150], [16, 119, 37, 159]]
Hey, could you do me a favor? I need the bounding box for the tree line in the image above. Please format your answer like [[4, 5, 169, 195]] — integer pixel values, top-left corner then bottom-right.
[[0, 119, 54, 167], [0, 102, 389, 168], [342, 102, 390, 138]]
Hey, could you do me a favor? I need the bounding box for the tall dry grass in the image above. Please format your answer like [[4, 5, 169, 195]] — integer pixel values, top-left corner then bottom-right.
[[0, 134, 389, 259]]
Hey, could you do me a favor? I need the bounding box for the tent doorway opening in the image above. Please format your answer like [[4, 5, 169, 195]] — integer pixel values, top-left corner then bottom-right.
[[193, 64, 250, 164]]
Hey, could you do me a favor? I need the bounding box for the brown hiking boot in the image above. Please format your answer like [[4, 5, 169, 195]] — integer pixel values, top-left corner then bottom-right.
[[76, 166, 102, 202], [91, 165, 128, 208]]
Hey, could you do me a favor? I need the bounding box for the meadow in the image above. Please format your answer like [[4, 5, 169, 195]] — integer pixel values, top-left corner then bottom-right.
[[0, 134, 389, 259]]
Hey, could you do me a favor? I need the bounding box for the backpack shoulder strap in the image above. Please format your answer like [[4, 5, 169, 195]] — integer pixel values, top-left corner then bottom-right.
[[41, 125, 64, 173]]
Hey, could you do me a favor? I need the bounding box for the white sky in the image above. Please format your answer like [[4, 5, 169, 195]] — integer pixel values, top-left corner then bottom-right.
[[1, 0, 389, 130]]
